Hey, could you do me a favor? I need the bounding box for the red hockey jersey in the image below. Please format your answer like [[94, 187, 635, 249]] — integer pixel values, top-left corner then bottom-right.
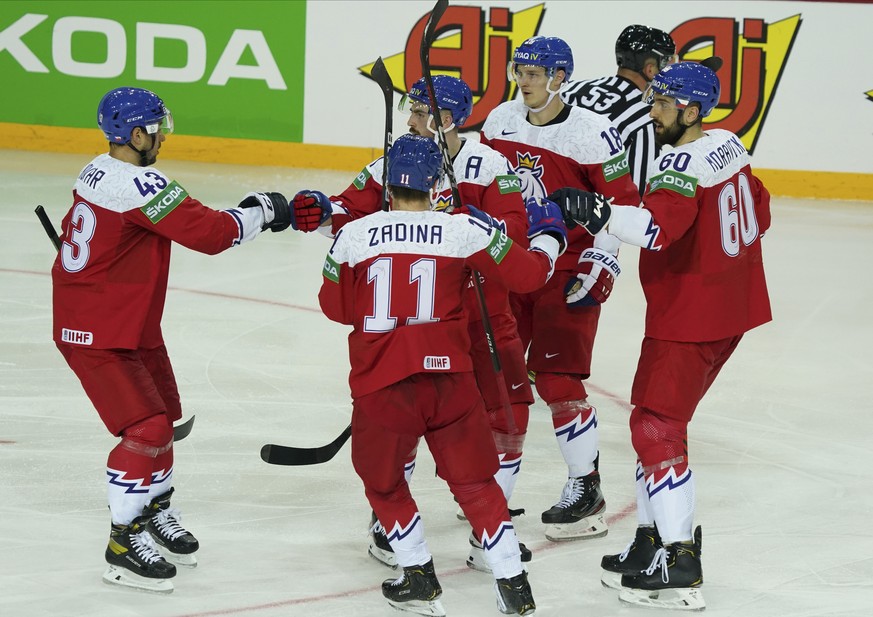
[[52, 153, 254, 350], [318, 210, 558, 397], [481, 100, 641, 272]]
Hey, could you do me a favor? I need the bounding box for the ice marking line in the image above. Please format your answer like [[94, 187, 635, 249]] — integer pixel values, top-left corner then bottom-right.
[[0, 268, 321, 313], [4, 267, 640, 616]]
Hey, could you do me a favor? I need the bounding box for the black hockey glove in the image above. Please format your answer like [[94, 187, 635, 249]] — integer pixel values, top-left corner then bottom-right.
[[239, 192, 291, 232], [547, 187, 612, 236]]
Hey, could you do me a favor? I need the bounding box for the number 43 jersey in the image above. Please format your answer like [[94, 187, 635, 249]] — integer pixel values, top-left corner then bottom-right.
[[52, 153, 247, 350]]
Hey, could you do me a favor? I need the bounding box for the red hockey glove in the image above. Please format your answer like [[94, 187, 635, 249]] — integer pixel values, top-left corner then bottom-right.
[[565, 248, 620, 307]]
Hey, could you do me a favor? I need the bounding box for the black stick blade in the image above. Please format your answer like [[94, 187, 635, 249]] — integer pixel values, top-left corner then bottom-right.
[[173, 415, 195, 441], [700, 56, 723, 72], [260, 424, 352, 466]]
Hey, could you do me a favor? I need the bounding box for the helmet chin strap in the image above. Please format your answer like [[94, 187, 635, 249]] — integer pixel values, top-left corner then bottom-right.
[[126, 132, 155, 167], [426, 114, 456, 136], [523, 73, 566, 113]]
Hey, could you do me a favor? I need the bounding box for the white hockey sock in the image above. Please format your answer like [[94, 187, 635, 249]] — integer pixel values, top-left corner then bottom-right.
[[550, 400, 598, 477], [385, 513, 431, 568], [635, 461, 655, 527], [646, 467, 695, 544], [494, 452, 522, 502], [107, 467, 151, 525], [148, 466, 173, 501], [481, 522, 523, 580]]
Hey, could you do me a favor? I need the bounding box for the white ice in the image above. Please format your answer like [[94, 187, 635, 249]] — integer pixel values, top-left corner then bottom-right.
[[1, 150, 871, 617]]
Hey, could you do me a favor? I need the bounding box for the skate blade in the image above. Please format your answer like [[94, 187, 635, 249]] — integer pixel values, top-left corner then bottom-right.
[[618, 586, 706, 611], [600, 570, 623, 590], [102, 565, 174, 594], [387, 598, 446, 616], [544, 512, 608, 541], [456, 506, 467, 521], [158, 548, 198, 568], [368, 542, 398, 569], [466, 546, 492, 573]]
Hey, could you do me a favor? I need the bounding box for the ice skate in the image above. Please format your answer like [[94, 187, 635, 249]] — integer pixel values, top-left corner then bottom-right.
[[381, 559, 445, 616], [466, 532, 531, 573], [495, 570, 536, 615], [619, 526, 705, 611], [103, 516, 176, 593], [144, 487, 199, 567], [541, 471, 608, 541], [368, 511, 398, 569], [600, 525, 662, 589]]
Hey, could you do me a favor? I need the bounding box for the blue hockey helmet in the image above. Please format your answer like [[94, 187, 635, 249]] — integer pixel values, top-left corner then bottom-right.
[[404, 75, 473, 127], [512, 36, 574, 82], [645, 61, 720, 117], [387, 134, 443, 193], [97, 87, 173, 144]]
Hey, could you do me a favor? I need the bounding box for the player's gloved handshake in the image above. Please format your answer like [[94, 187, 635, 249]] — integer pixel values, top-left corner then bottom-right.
[[565, 248, 620, 307], [525, 197, 567, 255], [291, 190, 332, 232], [238, 192, 291, 232], [547, 187, 612, 235]]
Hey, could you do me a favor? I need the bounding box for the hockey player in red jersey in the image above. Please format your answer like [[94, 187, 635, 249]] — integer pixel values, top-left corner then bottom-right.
[[319, 133, 567, 616], [52, 87, 291, 593], [553, 62, 772, 610], [481, 36, 641, 542], [291, 75, 538, 571]]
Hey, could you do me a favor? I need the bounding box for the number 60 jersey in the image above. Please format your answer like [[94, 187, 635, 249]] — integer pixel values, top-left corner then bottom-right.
[[52, 153, 253, 350], [619, 129, 772, 342]]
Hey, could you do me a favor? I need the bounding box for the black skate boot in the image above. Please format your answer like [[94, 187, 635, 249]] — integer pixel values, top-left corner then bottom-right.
[[619, 526, 705, 611], [103, 515, 176, 593], [368, 511, 397, 569], [382, 559, 445, 616], [495, 570, 536, 615], [144, 487, 199, 567], [600, 525, 662, 589], [540, 470, 607, 541]]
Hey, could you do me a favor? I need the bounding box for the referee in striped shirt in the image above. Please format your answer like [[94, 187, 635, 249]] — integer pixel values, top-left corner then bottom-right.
[[562, 25, 675, 197]]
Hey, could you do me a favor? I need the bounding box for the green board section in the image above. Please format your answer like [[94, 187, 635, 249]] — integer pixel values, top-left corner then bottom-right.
[[0, 1, 306, 142]]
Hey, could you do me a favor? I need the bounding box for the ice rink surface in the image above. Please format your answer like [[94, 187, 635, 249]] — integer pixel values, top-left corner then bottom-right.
[[1, 150, 871, 616]]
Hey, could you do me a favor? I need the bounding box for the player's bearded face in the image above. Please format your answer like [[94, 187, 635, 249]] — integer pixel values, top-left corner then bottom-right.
[[650, 96, 684, 147]]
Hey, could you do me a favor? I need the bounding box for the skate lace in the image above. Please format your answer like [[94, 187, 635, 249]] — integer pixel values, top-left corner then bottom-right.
[[154, 508, 189, 541], [644, 547, 669, 583], [131, 529, 164, 564], [617, 537, 636, 563], [554, 477, 585, 508]]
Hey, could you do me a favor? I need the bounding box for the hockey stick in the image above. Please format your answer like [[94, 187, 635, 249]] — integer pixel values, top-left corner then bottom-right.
[[699, 56, 723, 72], [420, 0, 517, 433], [35, 205, 61, 251], [35, 205, 195, 442], [260, 424, 351, 466], [370, 57, 394, 211], [259, 60, 394, 466]]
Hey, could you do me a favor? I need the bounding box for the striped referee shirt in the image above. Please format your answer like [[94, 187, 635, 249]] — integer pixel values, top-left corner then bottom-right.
[[562, 75, 657, 198]]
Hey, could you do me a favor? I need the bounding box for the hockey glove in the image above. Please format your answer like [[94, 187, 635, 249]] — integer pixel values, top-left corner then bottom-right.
[[455, 204, 507, 234], [238, 192, 291, 232], [526, 197, 567, 254], [565, 248, 620, 307], [547, 187, 612, 236], [291, 190, 332, 232]]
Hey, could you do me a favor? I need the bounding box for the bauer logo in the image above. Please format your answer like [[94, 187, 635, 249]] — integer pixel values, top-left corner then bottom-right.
[[358, 3, 545, 131], [670, 14, 801, 154], [142, 182, 188, 223], [423, 356, 451, 370]]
